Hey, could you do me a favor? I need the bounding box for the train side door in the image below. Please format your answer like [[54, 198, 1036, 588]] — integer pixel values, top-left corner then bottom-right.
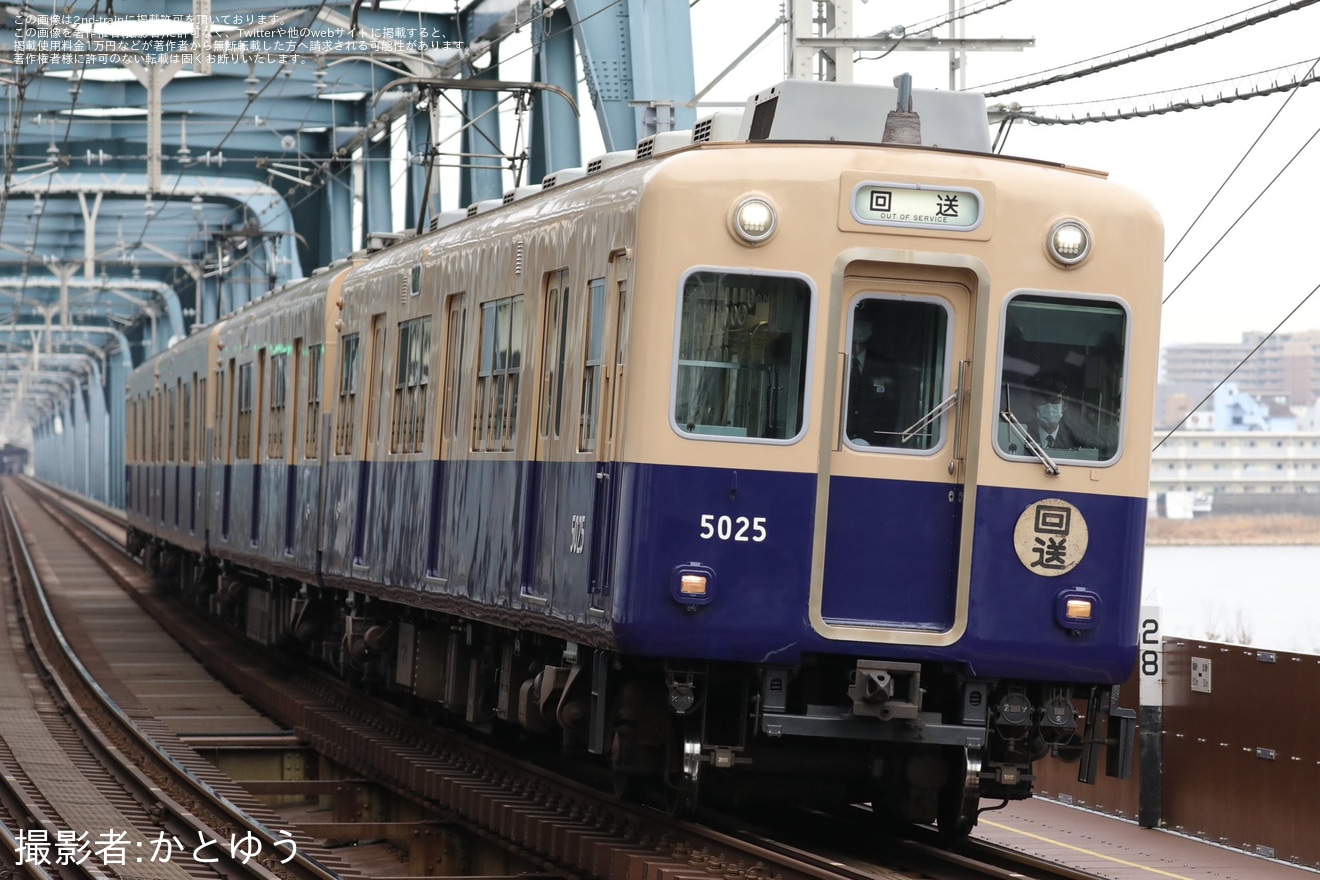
[[586, 269, 629, 614], [221, 357, 236, 542], [285, 341, 302, 554], [523, 269, 574, 603], [251, 348, 266, 545], [352, 315, 386, 565], [427, 293, 467, 580], [816, 274, 973, 636]]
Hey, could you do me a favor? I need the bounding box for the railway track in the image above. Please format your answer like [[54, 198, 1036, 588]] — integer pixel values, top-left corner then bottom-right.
[[0, 484, 356, 880], [11, 477, 1115, 880]]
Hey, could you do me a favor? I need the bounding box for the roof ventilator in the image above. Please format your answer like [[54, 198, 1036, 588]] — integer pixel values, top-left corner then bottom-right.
[[585, 151, 634, 175], [692, 110, 744, 144], [430, 209, 468, 231], [635, 129, 693, 159], [542, 167, 586, 189], [503, 185, 542, 204]]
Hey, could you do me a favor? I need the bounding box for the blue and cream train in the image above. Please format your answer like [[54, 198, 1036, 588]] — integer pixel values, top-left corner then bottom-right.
[[125, 79, 1163, 834]]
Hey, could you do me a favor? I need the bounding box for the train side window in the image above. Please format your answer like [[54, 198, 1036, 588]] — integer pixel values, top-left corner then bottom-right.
[[225, 357, 237, 462], [196, 377, 205, 463], [268, 352, 288, 460], [844, 296, 951, 452], [538, 270, 570, 440], [213, 366, 224, 461], [441, 294, 467, 448], [673, 270, 813, 442], [996, 294, 1128, 464], [392, 316, 432, 454], [236, 362, 254, 460], [335, 334, 360, 455], [473, 294, 524, 452], [305, 344, 323, 459], [167, 385, 177, 462], [608, 280, 629, 445], [181, 381, 192, 464], [579, 278, 606, 452]]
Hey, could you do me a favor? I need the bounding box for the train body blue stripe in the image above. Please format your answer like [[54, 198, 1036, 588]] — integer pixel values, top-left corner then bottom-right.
[[127, 458, 1143, 683]]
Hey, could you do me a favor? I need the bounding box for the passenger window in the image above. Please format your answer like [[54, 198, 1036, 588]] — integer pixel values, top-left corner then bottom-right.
[[997, 294, 1127, 464], [673, 270, 811, 442], [335, 334, 360, 455], [844, 297, 951, 451]]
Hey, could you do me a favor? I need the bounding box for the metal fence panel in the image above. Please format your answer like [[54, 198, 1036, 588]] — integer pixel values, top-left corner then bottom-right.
[[1030, 639, 1320, 869]]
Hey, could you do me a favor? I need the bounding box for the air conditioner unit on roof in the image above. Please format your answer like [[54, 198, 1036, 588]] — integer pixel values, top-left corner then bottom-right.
[[542, 167, 586, 189], [466, 198, 504, 217], [502, 185, 542, 204], [430, 208, 468, 231], [585, 150, 634, 175], [636, 129, 693, 159], [693, 109, 744, 144]]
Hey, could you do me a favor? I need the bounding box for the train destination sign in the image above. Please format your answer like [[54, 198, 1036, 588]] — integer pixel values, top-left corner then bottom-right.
[[851, 182, 983, 231]]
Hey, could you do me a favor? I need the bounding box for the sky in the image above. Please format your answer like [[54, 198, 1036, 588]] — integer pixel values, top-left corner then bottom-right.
[[567, 0, 1320, 349]]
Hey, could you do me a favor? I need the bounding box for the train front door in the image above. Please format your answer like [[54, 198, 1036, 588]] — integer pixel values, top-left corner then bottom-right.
[[814, 271, 973, 637]]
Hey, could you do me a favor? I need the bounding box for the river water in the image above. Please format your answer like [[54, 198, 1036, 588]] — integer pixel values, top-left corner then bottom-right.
[[1142, 545, 1320, 655]]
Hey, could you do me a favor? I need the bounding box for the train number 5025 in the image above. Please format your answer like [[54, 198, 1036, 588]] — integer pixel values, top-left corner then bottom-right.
[[699, 515, 767, 542]]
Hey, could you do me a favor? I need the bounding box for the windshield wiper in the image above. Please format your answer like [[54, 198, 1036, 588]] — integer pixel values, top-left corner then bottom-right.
[[900, 392, 958, 444], [1001, 410, 1060, 477]]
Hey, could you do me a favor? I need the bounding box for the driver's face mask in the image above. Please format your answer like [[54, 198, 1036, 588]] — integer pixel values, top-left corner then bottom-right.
[[1036, 402, 1064, 427]]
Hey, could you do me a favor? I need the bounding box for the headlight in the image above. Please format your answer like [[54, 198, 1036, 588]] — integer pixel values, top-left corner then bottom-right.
[[731, 196, 777, 245], [1046, 219, 1091, 266]]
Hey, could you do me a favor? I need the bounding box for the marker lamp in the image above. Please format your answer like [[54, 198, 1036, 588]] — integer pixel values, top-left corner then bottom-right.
[[1047, 219, 1091, 266], [1055, 589, 1099, 631], [732, 196, 777, 245], [1064, 599, 1093, 621], [680, 574, 708, 596], [671, 564, 715, 606]]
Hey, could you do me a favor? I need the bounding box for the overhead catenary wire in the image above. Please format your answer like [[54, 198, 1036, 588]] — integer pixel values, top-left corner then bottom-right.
[[1161, 107, 1320, 306], [1164, 58, 1320, 264], [971, 0, 1320, 98]]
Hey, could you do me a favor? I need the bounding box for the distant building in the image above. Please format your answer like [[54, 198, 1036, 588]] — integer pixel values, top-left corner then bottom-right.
[[1162, 329, 1320, 407], [1149, 382, 1317, 515], [1150, 431, 1320, 515], [1155, 381, 1294, 433]]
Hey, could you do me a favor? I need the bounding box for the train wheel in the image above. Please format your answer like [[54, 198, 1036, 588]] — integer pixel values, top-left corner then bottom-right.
[[936, 747, 982, 842], [661, 716, 701, 818], [609, 724, 642, 801]]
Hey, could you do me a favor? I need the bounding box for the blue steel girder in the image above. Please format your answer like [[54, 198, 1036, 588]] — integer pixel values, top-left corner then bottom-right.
[[459, 55, 504, 205], [365, 133, 393, 235], [320, 159, 354, 264], [566, 0, 695, 151], [529, 6, 581, 182]]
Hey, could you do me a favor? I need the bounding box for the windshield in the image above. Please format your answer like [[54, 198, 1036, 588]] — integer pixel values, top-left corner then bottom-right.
[[997, 294, 1128, 464]]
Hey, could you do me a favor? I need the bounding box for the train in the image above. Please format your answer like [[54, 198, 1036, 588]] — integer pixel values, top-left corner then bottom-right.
[[124, 78, 1163, 836]]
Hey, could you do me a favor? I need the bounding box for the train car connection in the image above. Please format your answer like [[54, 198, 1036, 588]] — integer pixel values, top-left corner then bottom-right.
[[125, 78, 1162, 836]]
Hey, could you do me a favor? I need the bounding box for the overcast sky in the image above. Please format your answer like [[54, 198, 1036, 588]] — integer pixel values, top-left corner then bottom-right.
[[675, 1, 1320, 348]]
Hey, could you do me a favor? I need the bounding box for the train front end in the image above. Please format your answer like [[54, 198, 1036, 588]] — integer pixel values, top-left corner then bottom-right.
[[609, 80, 1162, 829]]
